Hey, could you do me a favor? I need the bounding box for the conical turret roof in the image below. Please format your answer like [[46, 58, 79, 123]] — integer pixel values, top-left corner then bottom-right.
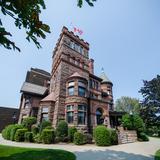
[[100, 69, 112, 84]]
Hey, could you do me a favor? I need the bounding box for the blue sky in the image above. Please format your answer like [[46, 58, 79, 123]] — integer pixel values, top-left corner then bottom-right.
[[0, 0, 160, 108]]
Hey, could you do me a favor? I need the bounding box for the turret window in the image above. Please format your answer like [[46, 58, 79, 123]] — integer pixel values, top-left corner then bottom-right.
[[78, 105, 86, 125], [41, 107, 49, 121], [68, 86, 74, 95], [78, 86, 86, 97], [66, 105, 74, 124]]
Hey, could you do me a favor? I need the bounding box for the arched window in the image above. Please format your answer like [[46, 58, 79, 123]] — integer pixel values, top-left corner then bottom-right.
[[96, 108, 104, 125], [66, 105, 74, 124]]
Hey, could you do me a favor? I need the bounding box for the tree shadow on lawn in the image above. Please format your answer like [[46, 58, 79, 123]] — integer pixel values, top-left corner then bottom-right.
[[0, 149, 76, 160], [75, 149, 153, 160]]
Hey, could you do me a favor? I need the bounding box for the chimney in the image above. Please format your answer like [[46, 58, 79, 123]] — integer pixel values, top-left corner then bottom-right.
[[89, 59, 94, 74]]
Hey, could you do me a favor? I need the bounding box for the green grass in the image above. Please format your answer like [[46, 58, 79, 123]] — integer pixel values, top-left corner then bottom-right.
[[155, 150, 160, 160], [0, 145, 76, 160]]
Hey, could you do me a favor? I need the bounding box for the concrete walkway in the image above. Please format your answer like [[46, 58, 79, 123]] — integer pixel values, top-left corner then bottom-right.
[[0, 134, 160, 160]]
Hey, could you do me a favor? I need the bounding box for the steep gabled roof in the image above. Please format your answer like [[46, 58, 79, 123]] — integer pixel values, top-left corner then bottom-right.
[[21, 82, 47, 96]]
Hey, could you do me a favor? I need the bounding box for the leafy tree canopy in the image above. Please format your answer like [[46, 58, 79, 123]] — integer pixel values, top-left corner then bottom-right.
[[115, 96, 141, 114], [139, 75, 160, 127], [0, 0, 97, 52]]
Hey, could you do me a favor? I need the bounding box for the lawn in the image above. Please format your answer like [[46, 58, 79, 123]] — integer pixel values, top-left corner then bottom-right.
[[0, 145, 76, 160], [155, 150, 160, 160]]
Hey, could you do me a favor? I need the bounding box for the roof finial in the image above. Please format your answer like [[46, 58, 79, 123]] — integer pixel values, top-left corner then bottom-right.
[[101, 67, 104, 73]]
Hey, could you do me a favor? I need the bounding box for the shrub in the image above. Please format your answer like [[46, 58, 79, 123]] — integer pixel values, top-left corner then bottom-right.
[[2, 124, 15, 140], [138, 132, 149, 141], [15, 128, 28, 142], [10, 124, 23, 141], [33, 133, 42, 143], [122, 114, 145, 133], [31, 125, 39, 135], [56, 121, 68, 142], [93, 126, 111, 146], [39, 120, 52, 133], [45, 126, 54, 130], [85, 133, 93, 144], [158, 130, 160, 137], [41, 129, 55, 144], [110, 129, 118, 145], [74, 132, 86, 145], [25, 132, 33, 142], [68, 127, 77, 142], [22, 117, 37, 131], [146, 126, 159, 136]]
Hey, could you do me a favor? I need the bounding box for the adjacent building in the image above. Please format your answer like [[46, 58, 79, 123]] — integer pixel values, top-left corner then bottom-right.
[[19, 27, 114, 133]]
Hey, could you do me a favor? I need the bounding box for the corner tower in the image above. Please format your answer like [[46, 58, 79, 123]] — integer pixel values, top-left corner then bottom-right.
[[49, 27, 91, 128]]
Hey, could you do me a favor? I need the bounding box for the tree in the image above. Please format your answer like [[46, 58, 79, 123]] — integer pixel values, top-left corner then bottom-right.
[[0, 0, 96, 52], [139, 75, 160, 127], [115, 96, 141, 114]]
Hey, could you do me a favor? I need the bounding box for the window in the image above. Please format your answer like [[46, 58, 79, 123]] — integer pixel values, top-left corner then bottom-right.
[[66, 105, 74, 124], [68, 81, 75, 87], [78, 81, 85, 87], [68, 86, 74, 95], [78, 105, 86, 125], [78, 86, 86, 96], [80, 46, 83, 54], [70, 41, 74, 49], [24, 99, 30, 109], [89, 79, 99, 90], [41, 107, 49, 121], [42, 113, 49, 121]]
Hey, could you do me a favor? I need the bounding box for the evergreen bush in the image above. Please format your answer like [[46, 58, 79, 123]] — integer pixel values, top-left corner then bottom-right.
[[2, 124, 15, 140], [56, 121, 68, 142], [33, 133, 42, 143], [138, 132, 149, 141], [22, 117, 36, 131], [110, 129, 118, 145], [39, 120, 52, 133], [93, 126, 111, 146], [15, 128, 28, 142], [41, 129, 55, 144], [74, 132, 86, 145], [31, 125, 39, 135], [24, 132, 33, 142], [10, 124, 23, 141], [68, 127, 77, 142]]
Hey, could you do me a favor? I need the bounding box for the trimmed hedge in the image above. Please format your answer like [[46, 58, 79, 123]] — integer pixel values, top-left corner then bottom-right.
[[110, 129, 118, 145], [41, 129, 55, 144], [10, 124, 23, 141], [68, 127, 77, 142], [93, 126, 111, 146], [39, 120, 52, 133], [25, 132, 33, 142], [22, 117, 37, 131], [56, 121, 68, 142], [15, 128, 28, 142], [74, 132, 86, 145], [2, 124, 15, 140]]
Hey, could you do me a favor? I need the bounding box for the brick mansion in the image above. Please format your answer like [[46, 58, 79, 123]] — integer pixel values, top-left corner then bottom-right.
[[18, 27, 117, 132]]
